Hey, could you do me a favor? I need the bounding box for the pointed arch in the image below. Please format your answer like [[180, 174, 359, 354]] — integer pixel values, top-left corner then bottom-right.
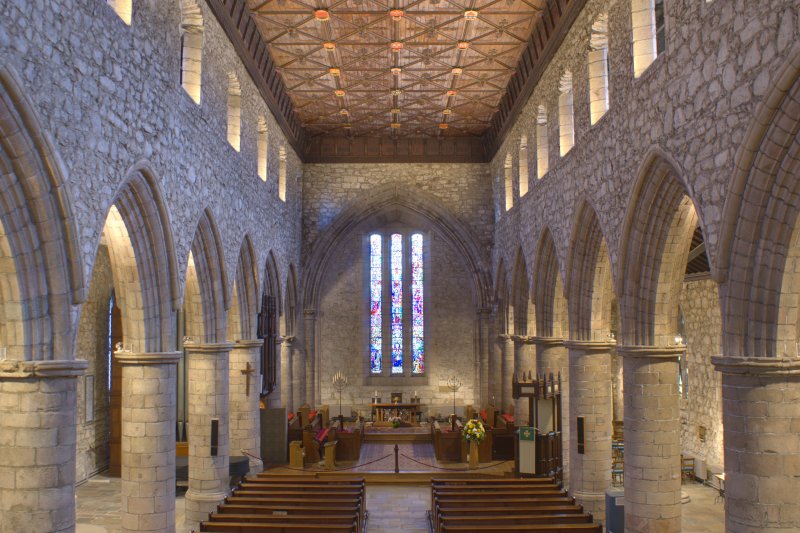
[[187, 208, 228, 342], [718, 46, 800, 358], [510, 248, 531, 336], [302, 184, 491, 313], [533, 227, 568, 338], [228, 235, 259, 341], [566, 200, 616, 341], [0, 66, 84, 361], [264, 250, 283, 317], [617, 149, 705, 346]]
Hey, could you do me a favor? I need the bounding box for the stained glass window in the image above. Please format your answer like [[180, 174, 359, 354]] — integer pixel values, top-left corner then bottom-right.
[[369, 234, 382, 374], [411, 234, 424, 374], [390, 234, 404, 374]]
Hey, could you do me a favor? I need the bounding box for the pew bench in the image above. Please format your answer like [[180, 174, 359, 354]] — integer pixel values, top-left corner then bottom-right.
[[440, 525, 601, 533], [200, 522, 357, 532]]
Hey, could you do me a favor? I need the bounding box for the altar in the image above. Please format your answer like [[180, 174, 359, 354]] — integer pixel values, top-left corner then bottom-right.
[[371, 402, 425, 423]]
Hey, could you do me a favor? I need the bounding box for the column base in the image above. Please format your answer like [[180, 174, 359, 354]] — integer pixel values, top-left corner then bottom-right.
[[184, 489, 230, 528], [572, 490, 607, 524]]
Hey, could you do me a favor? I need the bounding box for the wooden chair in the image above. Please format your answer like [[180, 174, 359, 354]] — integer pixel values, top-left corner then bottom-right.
[[611, 459, 624, 486], [681, 455, 695, 483]]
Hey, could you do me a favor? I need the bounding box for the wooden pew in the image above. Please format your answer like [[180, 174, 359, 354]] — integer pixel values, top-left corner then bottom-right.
[[441, 525, 601, 532], [200, 522, 357, 532]]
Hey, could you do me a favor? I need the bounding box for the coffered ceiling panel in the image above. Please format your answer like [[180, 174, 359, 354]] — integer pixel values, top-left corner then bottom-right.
[[246, 0, 546, 138]]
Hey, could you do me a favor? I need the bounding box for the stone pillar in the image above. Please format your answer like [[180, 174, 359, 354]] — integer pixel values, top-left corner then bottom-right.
[[229, 340, 263, 474], [477, 309, 492, 406], [117, 351, 181, 533], [532, 336, 569, 487], [489, 321, 502, 406], [618, 345, 683, 533], [280, 336, 294, 414], [511, 336, 535, 422], [711, 356, 800, 532], [184, 342, 234, 529], [499, 334, 514, 410], [564, 340, 614, 523], [0, 359, 87, 533], [303, 310, 316, 406], [290, 341, 304, 412]]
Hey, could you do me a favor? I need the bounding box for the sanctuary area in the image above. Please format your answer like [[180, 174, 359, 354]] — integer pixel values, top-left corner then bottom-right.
[[0, 0, 798, 532]]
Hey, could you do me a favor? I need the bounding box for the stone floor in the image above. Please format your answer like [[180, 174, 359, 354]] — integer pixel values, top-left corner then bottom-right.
[[76, 474, 726, 532]]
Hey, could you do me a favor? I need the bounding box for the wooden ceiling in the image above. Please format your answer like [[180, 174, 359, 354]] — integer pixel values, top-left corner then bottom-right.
[[246, 0, 547, 138]]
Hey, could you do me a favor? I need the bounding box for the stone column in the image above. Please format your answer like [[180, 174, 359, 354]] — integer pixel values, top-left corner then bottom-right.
[[184, 342, 234, 529], [499, 334, 514, 410], [117, 351, 181, 533], [532, 336, 569, 487], [617, 345, 683, 533], [477, 309, 492, 406], [229, 339, 263, 474], [711, 356, 800, 532], [511, 335, 535, 422], [0, 359, 87, 533], [303, 310, 316, 406], [564, 340, 614, 522], [290, 341, 304, 412], [280, 336, 294, 414], [489, 321, 502, 406]]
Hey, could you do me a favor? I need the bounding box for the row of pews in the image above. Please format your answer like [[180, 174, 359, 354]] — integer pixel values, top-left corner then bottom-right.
[[198, 475, 366, 532], [430, 478, 601, 532]]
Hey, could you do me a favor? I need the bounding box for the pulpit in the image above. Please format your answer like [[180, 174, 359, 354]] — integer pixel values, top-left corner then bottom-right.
[[512, 372, 563, 483]]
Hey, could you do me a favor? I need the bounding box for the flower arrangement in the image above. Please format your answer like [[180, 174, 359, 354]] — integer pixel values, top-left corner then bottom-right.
[[462, 418, 486, 444], [389, 416, 402, 428]]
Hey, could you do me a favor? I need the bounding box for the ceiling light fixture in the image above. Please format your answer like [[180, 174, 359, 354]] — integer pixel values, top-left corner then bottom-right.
[[334, 89, 346, 96], [391, 122, 401, 128], [390, 41, 404, 51], [323, 42, 336, 50], [329, 67, 341, 76], [392, 89, 403, 96], [439, 123, 449, 129], [391, 108, 400, 114], [446, 90, 457, 96], [443, 109, 452, 115], [389, 9, 404, 20], [457, 41, 470, 50], [314, 9, 330, 20], [451, 67, 463, 75], [391, 67, 402, 75], [464, 10, 478, 20]]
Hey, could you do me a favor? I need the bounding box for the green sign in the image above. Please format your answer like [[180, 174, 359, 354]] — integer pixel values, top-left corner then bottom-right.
[[520, 426, 536, 441]]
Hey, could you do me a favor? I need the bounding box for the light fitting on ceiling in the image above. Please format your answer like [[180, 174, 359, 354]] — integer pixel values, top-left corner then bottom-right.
[[314, 9, 330, 21], [390, 9, 404, 20], [439, 123, 448, 129], [464, 10, 478, 20], [443, 109, 452, 115], [391, 41, 404, 51], [329, 68, 341, 76], [391, 108, 400, 114], [339, 109, 349, 115], [446, 90, 457, 96], [451, 67, 463, 75], [391, 89, 402, 96], [391, 67, 402, 75], [334, 89, 346, 96], [391, 122, 401, 128], [457, 41, 470, 50], [323, 42, 336, 50]]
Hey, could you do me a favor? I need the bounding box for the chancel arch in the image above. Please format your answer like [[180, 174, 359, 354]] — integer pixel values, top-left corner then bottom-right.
[[0, 64, 86, 533], [302, 185, 491, 413]]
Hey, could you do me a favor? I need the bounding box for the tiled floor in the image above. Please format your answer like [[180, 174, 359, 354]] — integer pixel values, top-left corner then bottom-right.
[[76, 474, 726, 532]]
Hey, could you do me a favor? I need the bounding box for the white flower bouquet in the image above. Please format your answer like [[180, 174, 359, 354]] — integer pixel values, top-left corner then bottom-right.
[[462, 419, 486, 444]]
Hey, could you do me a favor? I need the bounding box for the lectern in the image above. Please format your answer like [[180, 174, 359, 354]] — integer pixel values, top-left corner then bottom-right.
[[512, 372, 563, 483]]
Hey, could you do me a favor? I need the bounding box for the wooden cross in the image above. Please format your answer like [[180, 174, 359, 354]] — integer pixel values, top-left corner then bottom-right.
[[241, 362, 256, 396]]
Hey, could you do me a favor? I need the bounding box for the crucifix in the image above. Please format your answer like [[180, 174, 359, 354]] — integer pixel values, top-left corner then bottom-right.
[[241, 362, 256, 396]]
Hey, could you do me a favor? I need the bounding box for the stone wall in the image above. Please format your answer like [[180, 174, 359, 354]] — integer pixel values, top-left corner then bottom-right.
[[0, 0, 303, 307], [679, 278, 724, 470], [75, 245, 114, 483], [488, 0, 796, 289], [318, 228, 477, 415]]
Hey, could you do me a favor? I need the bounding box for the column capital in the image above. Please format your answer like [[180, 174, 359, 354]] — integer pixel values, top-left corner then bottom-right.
[[0, 358, 88, 378], [184, 342, 236, 355], [529, 336, 564, 347], [232, 339, 264, 350], [303, 309, 316, 318], [115, 351, 182, 365], [497, 333, 512, 341], [711, 355, 800, 376], [564, 340, 617, 351], [616, 344, 684, 359]]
